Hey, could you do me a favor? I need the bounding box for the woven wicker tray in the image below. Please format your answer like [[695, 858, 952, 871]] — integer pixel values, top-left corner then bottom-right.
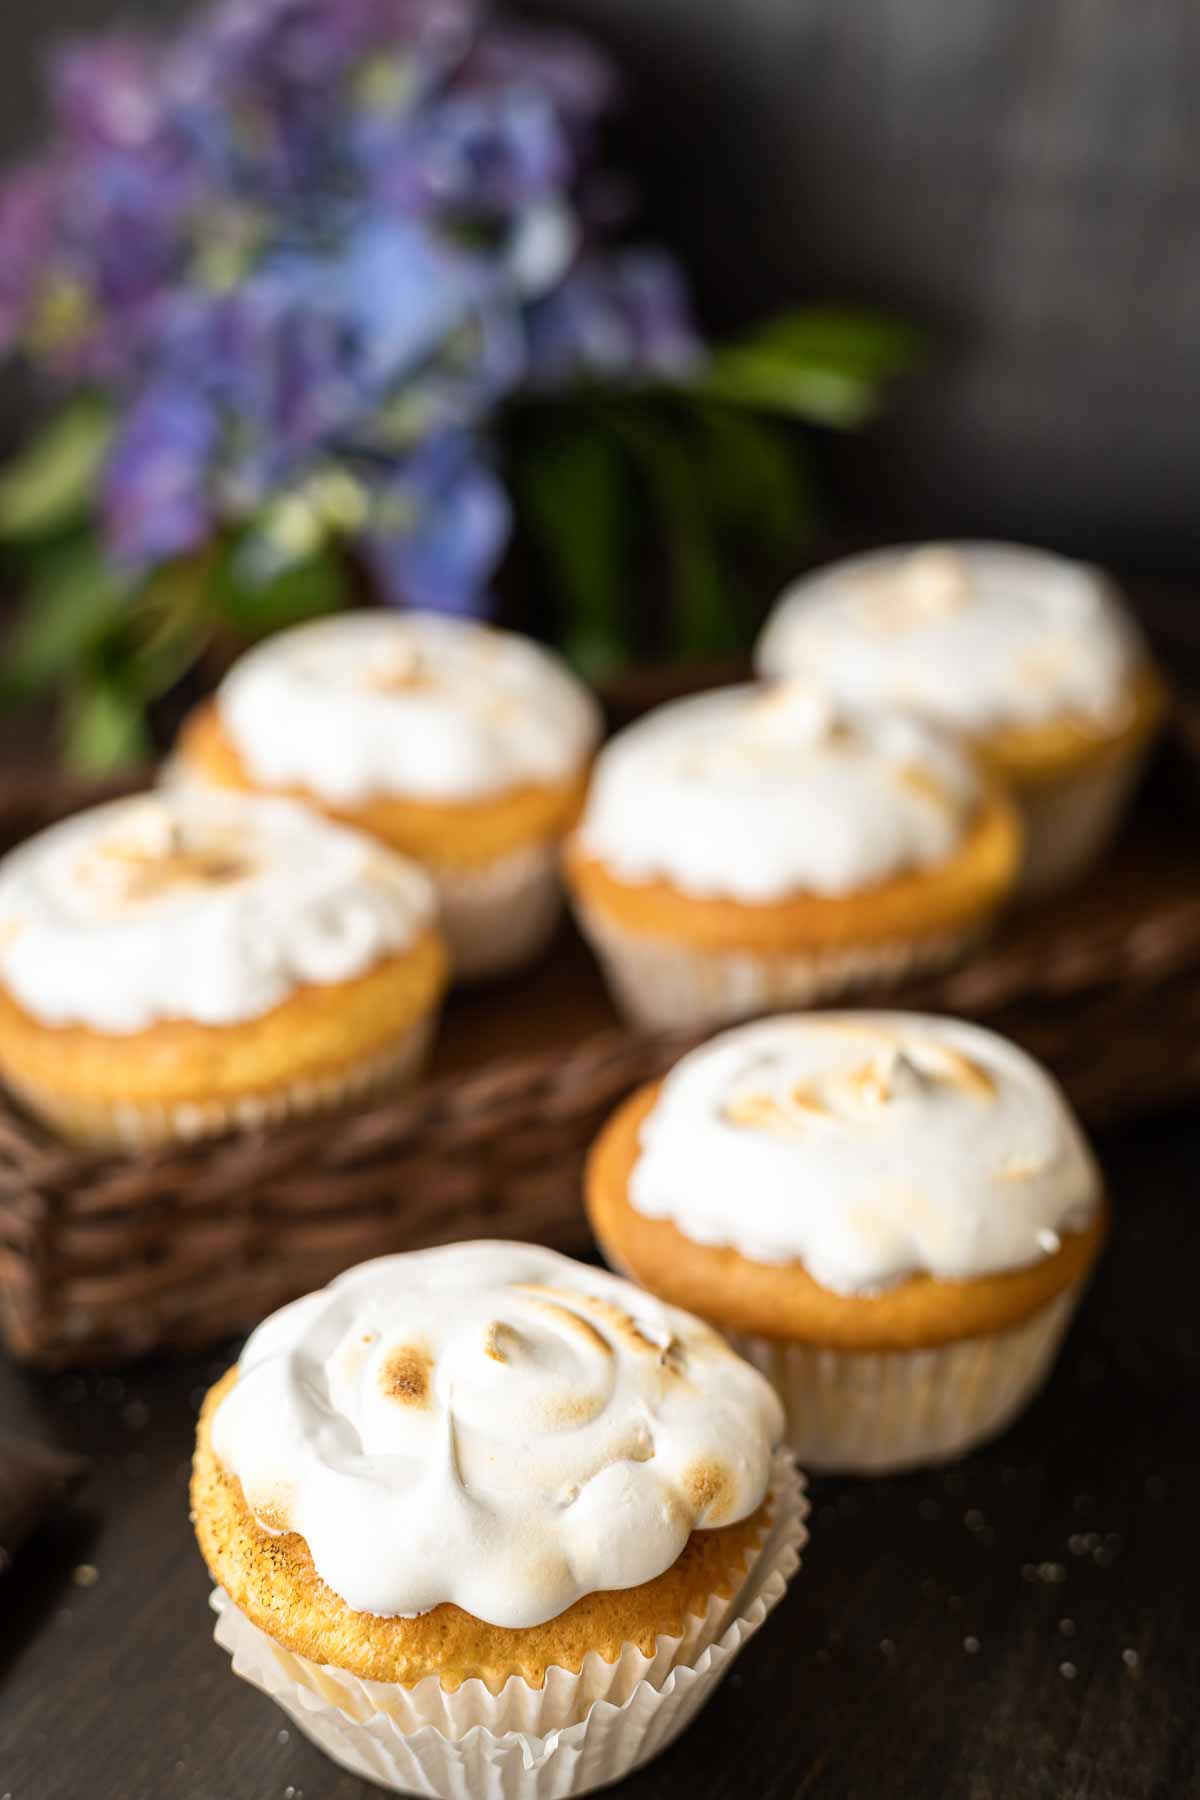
[[1, 743, 1198, 1368]]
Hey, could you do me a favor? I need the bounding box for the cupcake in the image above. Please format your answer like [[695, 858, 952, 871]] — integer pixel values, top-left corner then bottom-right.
[[192, 1241, 805, 1799], [563, 681, 1020, 1032], [0, 790, 446, 1147], [755, 543, 1167, 898], [174, 611, 602, 980], [586, 1011, 1106, 1473]]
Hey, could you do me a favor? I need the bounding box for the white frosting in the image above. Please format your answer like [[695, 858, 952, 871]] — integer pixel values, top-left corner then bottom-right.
[[0, 791, 436, 1033], [575, 683, 982, 902], [216, 611, 602, 805], [629, 1012, 1101, 1293], [755, 543, 1145, 734], [212, 1241, 782, 1628]]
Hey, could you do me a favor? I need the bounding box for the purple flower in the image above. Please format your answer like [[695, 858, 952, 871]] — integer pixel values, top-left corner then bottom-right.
[[0, 0, 702, 591], [366, 431, 509, 614], [48, 37, 167, 154], [362, 87, 570, 219], [526, 249, 701, 387], [0, 162, 59, 354], [457, 23, 617, 136], [102, 385, 217, 567]]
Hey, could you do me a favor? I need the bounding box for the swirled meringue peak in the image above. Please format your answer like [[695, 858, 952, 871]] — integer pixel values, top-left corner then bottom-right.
[[0, 790, 435, 1033], [217, 610, 602, 805], [212, 1241, 783, 1627], [630, 1013, 1101, 1293], [756, 542, 1144, 734], [576, 682, 981, 901]]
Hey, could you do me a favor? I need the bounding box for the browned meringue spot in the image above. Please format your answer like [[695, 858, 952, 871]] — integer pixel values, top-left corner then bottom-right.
[[657, 1335, 690, 1378], [995, 1152, 1045, 1183], [538, 1389, 606, 1430], [916, 1043, 997, 1101], [364, 647, 432, 693], [247, 1482, 294, 1535], [724, 1091, 794, 1133], [86, 841, 252, 901], [481, 1319, 511, 1363], [379, 1343, 433, 1407], [683, 1458, 735, 1526], [515, 1288, 613, 1359], [1018, 640, 1071, 689], [563, 1289, 664, 1356], [841, 1055, 895, 1108], [895, 762, 957, 815]]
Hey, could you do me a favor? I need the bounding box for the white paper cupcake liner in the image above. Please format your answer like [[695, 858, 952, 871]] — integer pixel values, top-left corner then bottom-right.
[[571, 905, 981, 1032], [432, 841, 564, 982], [730, 1280, 1084, 1474], [1014, 747, 1149, 900], [9, 1009, 437, 1150], [209, 1451, 806, 1800]]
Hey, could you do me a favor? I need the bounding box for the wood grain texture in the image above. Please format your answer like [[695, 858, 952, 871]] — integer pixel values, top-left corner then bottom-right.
[[1, 1109, 1198, 1799]]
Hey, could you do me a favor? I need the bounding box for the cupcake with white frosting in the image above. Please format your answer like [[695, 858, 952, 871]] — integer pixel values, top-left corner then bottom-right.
[[192, 1241, 804, 1799], [563, 681, 1020, 1031], [173, 611, 602, 980], [587, 1012, 1106, 1473], [756, 543, 1167, 898], [0, 790, 446, 1147]]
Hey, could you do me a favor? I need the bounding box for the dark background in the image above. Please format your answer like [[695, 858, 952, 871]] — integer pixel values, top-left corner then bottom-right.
[[2, 0, 1200, 578]]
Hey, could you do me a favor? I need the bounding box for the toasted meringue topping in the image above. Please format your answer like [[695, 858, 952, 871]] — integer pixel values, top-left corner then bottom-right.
[[630, 1013, 1101, 1292], [212, 1242, 782, 1626], [575, 683, 980, 902], [216, 611, 601, 805], [756, 542, 1144, 733], [0, 790, 436, 1032]]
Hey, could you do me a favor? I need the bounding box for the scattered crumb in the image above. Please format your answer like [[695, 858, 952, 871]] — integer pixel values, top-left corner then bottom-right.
[[1060, 1662, 1078, 1680], [71, 1564, 99, 1588], [964, 1636, 981, 1655]]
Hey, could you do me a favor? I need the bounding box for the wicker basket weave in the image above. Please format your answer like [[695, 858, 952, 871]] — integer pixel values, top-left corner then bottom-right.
[[1, 758, 1199, 1368]]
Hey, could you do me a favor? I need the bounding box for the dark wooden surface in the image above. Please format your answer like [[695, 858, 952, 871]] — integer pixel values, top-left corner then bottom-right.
[[0, 1100, 1197, 1800]]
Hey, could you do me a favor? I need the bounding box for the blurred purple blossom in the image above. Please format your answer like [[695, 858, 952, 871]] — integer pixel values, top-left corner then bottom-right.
[[0, 0, 701, 610], [365, 431, 510, 612], [103, 384, 217, 566], [527, 249, 701, 385]]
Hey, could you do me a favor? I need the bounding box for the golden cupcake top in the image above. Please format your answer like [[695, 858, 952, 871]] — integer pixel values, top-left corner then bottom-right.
[[628, 1012, 1102, 1292], [0, 790, 436, 1033], [755, 542, 1147, 734], [210, 1241, 783, 1628], [574, 681, 983, 901], [214, 610, 602, 806]]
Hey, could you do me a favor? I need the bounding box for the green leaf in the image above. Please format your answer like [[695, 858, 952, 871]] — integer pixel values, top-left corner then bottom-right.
[[514, 424, 629, 676], [692, 404, 815, 548], [217, 537, 350, 638], [601, 402, 736, 659], [701, 307, 921, 428], [62, 675, 151, 773], [129, 559, 215, 700], [740, 308, 923, 379], [0, 398, 114, 541], [0, 536, 130, 699]]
